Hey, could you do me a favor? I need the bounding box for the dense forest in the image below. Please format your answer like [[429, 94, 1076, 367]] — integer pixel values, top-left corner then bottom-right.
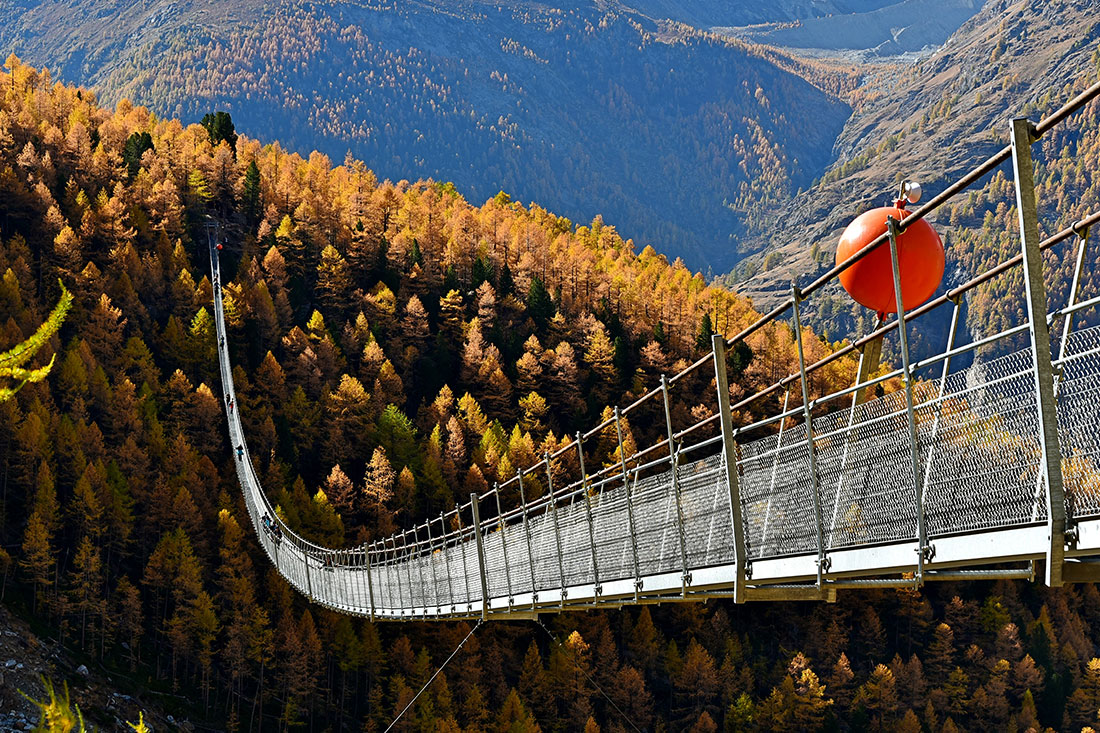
[[5, 57, 1100, 733]]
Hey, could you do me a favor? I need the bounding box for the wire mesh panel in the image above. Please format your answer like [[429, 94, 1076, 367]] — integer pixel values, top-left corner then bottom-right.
[[481, 529, 508, 600], [920, 347, 1049, 536], [1058, 324, 1100, 518], [826, 388, 926, 549], [738, 423, 818, 558], [558, 500, 596, 587], [739, 421, 800, 559], [680, 456, 737, 568], [527, 502, 565, 594], [591, 481, 639, 584], [634, 469, 686, 577]]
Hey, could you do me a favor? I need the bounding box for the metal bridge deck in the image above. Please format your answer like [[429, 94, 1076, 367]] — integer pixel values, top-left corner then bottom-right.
[[208, 86, 1100, 620]]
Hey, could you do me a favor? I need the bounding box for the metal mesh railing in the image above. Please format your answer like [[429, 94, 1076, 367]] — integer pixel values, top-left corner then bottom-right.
[[1056, 324, 1100, 517], [208, 77, 1100, 618]]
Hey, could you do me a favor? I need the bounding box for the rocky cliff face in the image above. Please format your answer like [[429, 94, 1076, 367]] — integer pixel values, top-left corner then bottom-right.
[[0, 606, 182, 732]]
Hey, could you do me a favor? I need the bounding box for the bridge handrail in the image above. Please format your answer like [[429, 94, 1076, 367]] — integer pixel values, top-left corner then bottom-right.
[[210, 73, 1100, 612]]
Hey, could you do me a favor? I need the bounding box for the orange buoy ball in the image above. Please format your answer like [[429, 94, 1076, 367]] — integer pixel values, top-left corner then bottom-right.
[[836, 206, 944, 314]]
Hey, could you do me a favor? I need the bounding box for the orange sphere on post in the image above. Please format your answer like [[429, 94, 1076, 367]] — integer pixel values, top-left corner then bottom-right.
[[835, 206, 944, 315]]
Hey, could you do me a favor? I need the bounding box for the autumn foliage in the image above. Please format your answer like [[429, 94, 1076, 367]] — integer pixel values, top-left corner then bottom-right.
[[2, 56, 1100, 732]]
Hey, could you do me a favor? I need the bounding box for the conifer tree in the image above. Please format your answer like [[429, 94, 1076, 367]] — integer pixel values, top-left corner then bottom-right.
[[20, 511, 54, 615], [242, 159, 262, 224], [114, 575, 143, 670], [853, 664, 899, 730], [122, 132, 154, 179], [67, 535, 104, 652], [694, 313, 713, 353], [672, 639, 721, 727], [200, 111, 237, 150]]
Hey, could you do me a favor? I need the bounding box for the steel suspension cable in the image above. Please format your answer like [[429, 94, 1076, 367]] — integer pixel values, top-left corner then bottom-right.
[[384, 620, 483, 732], [536, 619, 644, 733]]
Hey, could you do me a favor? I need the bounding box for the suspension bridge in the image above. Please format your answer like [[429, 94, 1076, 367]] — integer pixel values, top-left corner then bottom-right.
[[210, 83, 1100, 622]]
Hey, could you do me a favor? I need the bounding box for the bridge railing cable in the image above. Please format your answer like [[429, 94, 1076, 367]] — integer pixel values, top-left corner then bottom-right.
[[211, 73, 1100, 617]]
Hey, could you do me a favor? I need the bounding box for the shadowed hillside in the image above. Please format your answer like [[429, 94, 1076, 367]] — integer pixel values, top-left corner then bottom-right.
[[0, 0, 852, 274]]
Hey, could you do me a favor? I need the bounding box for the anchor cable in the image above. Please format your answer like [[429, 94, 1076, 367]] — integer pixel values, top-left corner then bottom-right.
[[384, 619, 483, 733], [536, 619, 644, 733]]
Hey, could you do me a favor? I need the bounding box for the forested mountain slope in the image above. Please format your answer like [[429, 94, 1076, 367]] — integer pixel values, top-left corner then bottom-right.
[[7, 56, 1100, 733], [0, 57, 860, 729], [727, 0, 1100, 351], [0, 0, 851, 274]]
